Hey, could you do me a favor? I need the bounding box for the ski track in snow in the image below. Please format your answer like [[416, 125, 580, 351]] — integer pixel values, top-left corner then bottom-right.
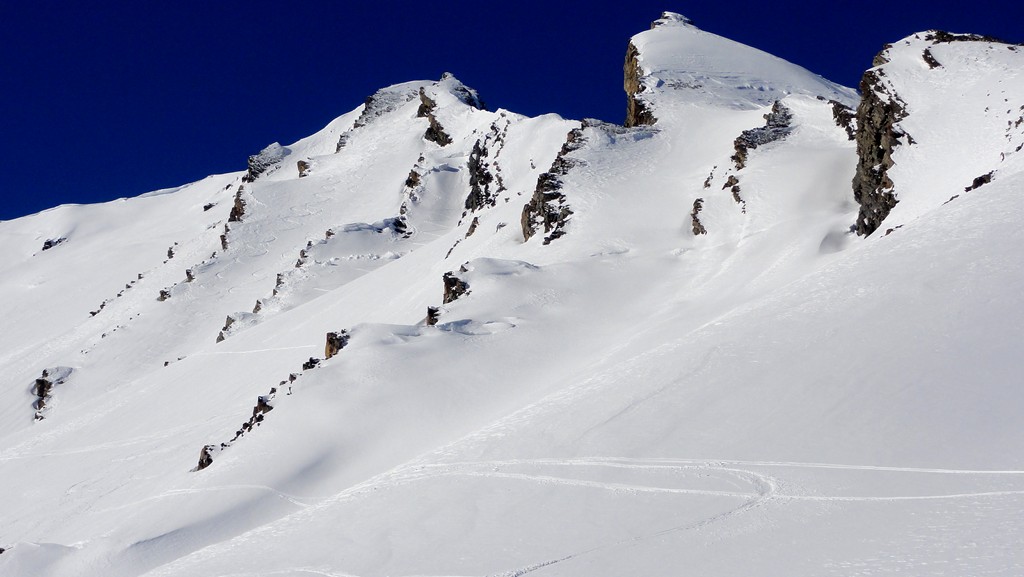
[[274, 456, 1024, 577]]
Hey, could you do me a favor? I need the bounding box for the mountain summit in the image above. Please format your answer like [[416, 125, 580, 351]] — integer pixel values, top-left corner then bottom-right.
[[1, 14, 1023, 577]]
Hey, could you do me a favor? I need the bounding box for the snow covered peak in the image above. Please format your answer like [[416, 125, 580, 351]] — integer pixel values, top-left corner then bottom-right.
[[651, 11, 694, 29], [625, 15, 856, 122]]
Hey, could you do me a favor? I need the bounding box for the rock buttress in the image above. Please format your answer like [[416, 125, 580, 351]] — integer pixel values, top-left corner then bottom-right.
[[624, 41, 656, 127], [851, 49, 908, 236]]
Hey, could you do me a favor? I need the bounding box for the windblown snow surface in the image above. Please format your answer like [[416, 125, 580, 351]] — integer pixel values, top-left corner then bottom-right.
[[2, 13, 1023, 577]]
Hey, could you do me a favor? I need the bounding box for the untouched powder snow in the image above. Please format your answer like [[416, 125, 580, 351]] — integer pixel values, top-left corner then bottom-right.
[[1, 15, 1023, 577]]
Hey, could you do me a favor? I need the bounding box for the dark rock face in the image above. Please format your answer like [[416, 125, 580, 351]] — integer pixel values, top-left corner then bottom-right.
[[690, 198, 708, 236], [302, 357, 320, 370], [851, 56, 909, 236], [829, 100, 858, 141], [521, 124, 589, 243], [465, 140, 495, 212], [732, 101, 794, 170], [325, 330, 350, 359], [442, 269, 470, 304], [418, 88, 453, 146], [297, 160, 312, 178], [624, 41, 656, 127], [41, 237, 67, 251]]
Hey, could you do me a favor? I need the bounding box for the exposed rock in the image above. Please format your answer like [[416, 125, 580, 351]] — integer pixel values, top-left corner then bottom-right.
[[325, 330, 350, 359], [442, 269, 470, 304], [691, 198, 708, 236], [521, 123, 592, 243], [243, 143, 289, 182], [196, 445, 216, 471], [829, 100, 857, 141], [465, 140, 495, 211], [220, 224, 230, 251], [426, 306, 441, 326], [31, 367, 73, 421], [297, 159, 312, 178], [157, 289, 171, 302], [922, 48, 942, 69], [228, 186, 247, 223], [852, 54, 909, 236], [335, 134, 350, 152], [405, 169, 421, 189], [302, 357, 320, 370], [732, 101, 794, 170], [965, 171, 994, 192], [624, 41, 656, 127], [41, 237, 67, 251], [439, 72, 485, 110], [185, 268, 195, 283], [466, 217, 480, 238], [352, 85, 422, 132], [924, 31, 1012, 45], [203, 202, 216, 211], [418, 88, 453, 146]]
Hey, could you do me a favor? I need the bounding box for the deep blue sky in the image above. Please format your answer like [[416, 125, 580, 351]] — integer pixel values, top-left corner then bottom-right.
[[1, 0, 1020, 221]]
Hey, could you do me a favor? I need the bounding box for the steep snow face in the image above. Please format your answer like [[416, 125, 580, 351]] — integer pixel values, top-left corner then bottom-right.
[[2, 18, 1024, 577], [625, 11, 857, 124], [854, 31, 1024, 234]]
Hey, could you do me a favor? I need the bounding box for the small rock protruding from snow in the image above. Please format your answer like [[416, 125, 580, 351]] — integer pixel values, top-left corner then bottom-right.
[[31, 367, 74, 421], [442, 269, 470, 304], [325, 330, 350, 359], [41, 237, 67, 251], [425, 306, 441, 326]]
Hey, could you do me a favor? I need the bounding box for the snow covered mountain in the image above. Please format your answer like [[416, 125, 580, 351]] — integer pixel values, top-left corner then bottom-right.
[[2, 12, 1023, 577]]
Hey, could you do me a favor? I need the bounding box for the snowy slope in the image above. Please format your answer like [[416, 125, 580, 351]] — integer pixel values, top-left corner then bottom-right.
[[2, 13, 1023, 577]]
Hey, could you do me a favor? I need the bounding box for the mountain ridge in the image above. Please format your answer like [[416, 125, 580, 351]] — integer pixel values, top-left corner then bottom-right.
[[2, 13, 1023, 577]]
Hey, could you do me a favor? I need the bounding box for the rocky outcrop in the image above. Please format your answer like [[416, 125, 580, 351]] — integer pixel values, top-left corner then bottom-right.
[[41, 237, 67, 251], [690, 198, 708, 236], [228, 186, 247, 222], [624, 41, 655, 127], [325, 330, 350, 359], [965, 171, 994, 192], [243, 143, 288, 182], [465, 140, 495, 211], [297, 159, 312, 178], [196, 445, 216, 471], [418, 88, 453, 146], [442, 268, 470, 304], [829, 99, 857, 140], [426, 306, 440, 326], [732, 101, 794, 170], [851, 50, 909, 236], [521, 123, 588, 243], [31, 367, 73, 421]]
